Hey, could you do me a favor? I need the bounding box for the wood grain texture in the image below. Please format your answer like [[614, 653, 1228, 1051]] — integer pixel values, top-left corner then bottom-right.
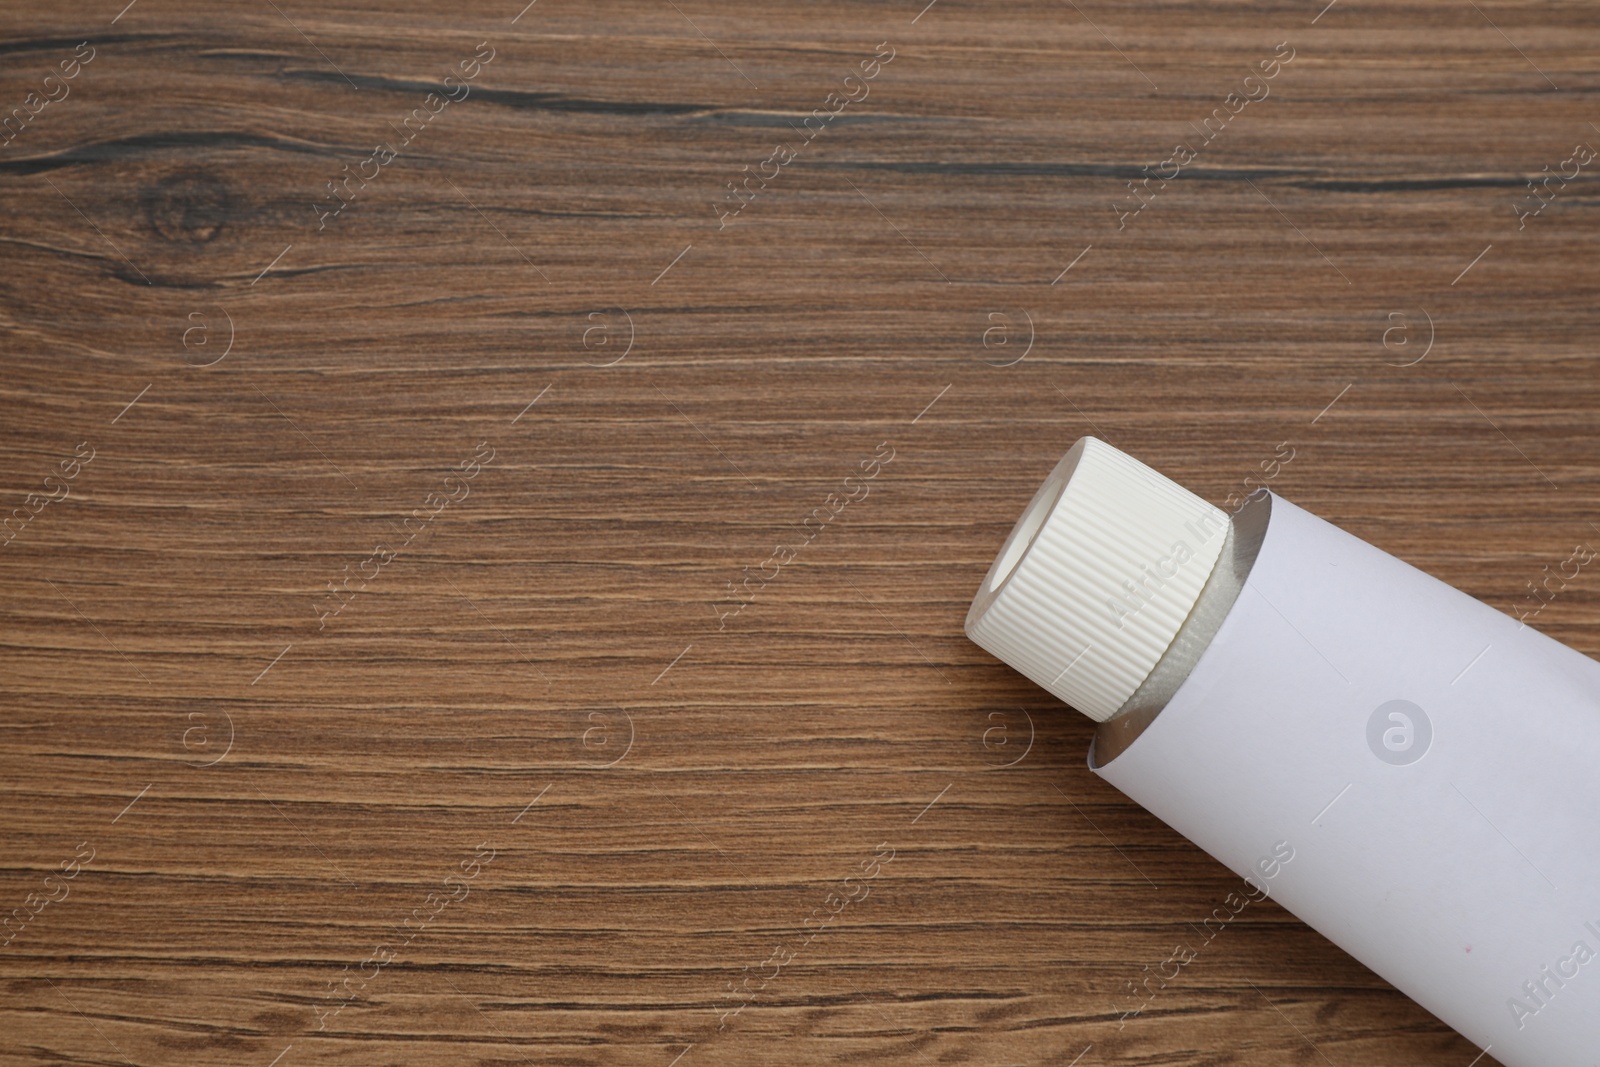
[[1, 0, 1596, 1063]]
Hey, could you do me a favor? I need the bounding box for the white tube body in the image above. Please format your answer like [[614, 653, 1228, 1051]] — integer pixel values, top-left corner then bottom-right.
[[1095, 493, 1600, 1062]]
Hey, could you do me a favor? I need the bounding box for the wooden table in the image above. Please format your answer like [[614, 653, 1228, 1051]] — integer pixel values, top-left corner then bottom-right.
[[2, 1, 1595, 1063]]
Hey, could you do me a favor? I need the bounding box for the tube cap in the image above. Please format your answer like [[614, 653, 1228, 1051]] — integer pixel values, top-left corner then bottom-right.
[[965, 437, 1228, 722]]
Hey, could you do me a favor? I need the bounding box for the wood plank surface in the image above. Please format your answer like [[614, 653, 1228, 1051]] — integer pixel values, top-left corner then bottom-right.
[[2, 0, 1597, 1063]]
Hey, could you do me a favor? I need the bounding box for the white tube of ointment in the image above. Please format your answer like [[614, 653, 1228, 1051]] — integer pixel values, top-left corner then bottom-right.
[[964, 436, 1600, 1064]]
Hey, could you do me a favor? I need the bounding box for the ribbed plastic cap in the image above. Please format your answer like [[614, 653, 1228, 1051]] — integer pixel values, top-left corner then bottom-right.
[[965, 437, 1228, 722]]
